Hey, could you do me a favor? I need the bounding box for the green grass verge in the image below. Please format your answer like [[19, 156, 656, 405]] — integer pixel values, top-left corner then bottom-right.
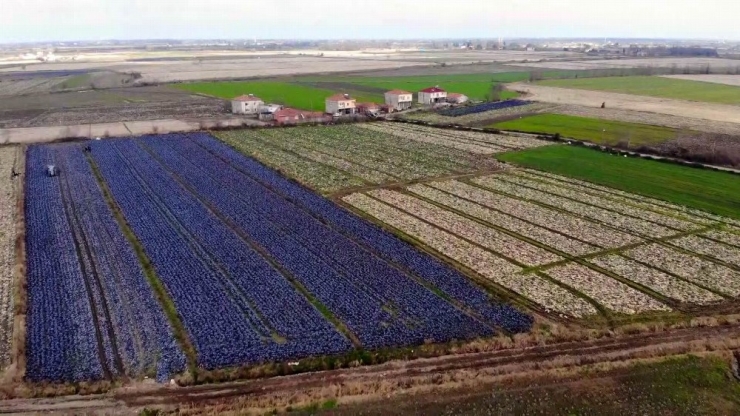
[[175, 81, 382, 111], [497, 145, 740, 220], [494, 114, 681, 146], [539, 76, 740, 105]]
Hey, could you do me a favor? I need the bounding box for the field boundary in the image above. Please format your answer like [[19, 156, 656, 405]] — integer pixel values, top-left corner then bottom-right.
[[9, 146, 27, 382]]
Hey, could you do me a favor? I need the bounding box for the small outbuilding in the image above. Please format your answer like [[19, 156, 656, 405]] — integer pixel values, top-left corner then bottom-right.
[[418, 86, 447, 105], [447, 93, 469, 104], [384, 90, 413, 111], [357, 102, 381, 116], [325, 93, 356, 116], [231, 94, 264, 114], [273, 108, 330, 125]]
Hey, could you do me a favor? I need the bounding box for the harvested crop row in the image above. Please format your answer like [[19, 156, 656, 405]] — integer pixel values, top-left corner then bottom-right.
[[521, 169, 725, 225], [368, 189, 562, 266], [407, 184, 597, 256], [357, 123, 506, 154], [217, 130, 366, 193], [473, 175, 676, 238], [670, 235, 740, 268], [625, 243, 740, 296], [389, 122, 549, 150], [429, 180, 639, 248], [589, 255, 721, 305], [260, 128, 450, 183], [0, 146, 18, 367], [544, 264, 670, 314], [500, 173, 697, 231], [343, 193, 597, 317], [705, 230, 740, 247], [512, 169, 716, 226]]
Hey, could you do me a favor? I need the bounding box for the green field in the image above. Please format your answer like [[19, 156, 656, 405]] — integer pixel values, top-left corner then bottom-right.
[[539, 76, 740, 105], [494, 114, 681, 146], [497, 145, 740, 219], [176, 81, 382, 111]]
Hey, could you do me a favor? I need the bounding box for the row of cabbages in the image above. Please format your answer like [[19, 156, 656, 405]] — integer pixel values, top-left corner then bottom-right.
[[428, 179, 640, 248], [0, 147, 18, 368], [258, 126, 456, 181], [358, 123, 506, 154], [407, 184, 597, 256], [671, 235, 740, 268], [589, 254, 721, 304], [389, 122, 550, 150], [473, 175, 677, 238], [625, 243, 740, 296], [343, 192, 598, 317], [544, 264, 671, 314], [368, 189, 562, 266], [501, 172, 699, 231]]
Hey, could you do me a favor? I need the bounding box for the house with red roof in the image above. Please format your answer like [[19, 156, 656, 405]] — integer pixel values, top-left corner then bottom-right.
[[418, 86, 447, 105], [384, 89, 413, 111], [231, 94, 264, 114], [325, 93, 356, 116]]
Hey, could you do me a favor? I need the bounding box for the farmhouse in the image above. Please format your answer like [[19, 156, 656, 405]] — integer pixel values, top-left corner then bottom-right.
[[326, 93, 356, 116], [273, 108, 329, 125], [384, 89, 413, 111], [418, 86, 447, 105], [447, 93, 469, 104], [231, 94, 264, 114]]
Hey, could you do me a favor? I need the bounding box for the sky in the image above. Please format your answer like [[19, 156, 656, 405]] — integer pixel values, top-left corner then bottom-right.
[[1, 0, 739, 43]]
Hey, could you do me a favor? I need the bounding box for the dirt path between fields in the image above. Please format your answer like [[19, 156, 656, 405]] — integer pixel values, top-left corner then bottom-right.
[[508, 83, 740, 125], [662, 74, 740, 87], [2, 324, 739, 414]]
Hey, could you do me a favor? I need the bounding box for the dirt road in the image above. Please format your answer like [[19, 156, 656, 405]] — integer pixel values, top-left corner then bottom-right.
[[509, 83, 740, 125], [662, 74, 740, 87], [2, 324, 739, 414]]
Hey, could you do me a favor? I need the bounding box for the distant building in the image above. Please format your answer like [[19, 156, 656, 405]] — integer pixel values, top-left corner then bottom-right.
[[357, 102, 381, 116], [273, 108, 329, 125], [418, 86, 447, 105], [384, 89, 413, 111], [446, 93, 469, 104], [325, 93, 356, 115], [257, 104, 284, 121], [231, 94, 264, 114]]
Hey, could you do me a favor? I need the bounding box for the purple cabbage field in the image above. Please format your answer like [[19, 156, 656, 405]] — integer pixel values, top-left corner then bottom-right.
[[24, 133, 533, 383], [439, 99, 530, 117]]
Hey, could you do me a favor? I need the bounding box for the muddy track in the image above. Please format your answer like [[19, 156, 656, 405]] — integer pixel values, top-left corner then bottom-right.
[[105, 324, 740, 408]]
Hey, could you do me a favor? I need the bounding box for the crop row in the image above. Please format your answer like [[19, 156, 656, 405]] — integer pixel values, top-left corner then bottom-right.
[[473, 175, 677, 238], [404, 102, 554, 125], [387, 123, 549, 150], [428, 180, 639, 248], [406, 184, 597, 256], [439, 100, 531, 117], [358, 123, 506, 154], [25, 145, 185, 382], [342, 192, 597, 318], [0, 147, 18, 368]]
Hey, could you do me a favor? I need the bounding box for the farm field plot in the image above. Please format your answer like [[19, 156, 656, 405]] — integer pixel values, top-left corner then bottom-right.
[[539, 76, 740, 105], [24, 133, 534, 383], [214, 123, 550, 194], [498, 145, 740, 220], [493, 114, 682, 146], [342, 167, 740, 318], [662, 74, 740, 87], [0, 146, 21, 368], [403, 102, 554, 126]]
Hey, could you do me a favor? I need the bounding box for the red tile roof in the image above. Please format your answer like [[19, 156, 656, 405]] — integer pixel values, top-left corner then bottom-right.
[[420, 86, 446, 93], [274, 108, 326, 119], [233, 95, 263, 102], [357, 102, 380, 108], [326, 93, 354, 101], [385, 89, 412, 95], [447, 93, 465, 98]]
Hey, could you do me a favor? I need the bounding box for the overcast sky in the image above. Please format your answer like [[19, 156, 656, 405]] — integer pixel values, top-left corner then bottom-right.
[[2, 0, 739, 43]]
